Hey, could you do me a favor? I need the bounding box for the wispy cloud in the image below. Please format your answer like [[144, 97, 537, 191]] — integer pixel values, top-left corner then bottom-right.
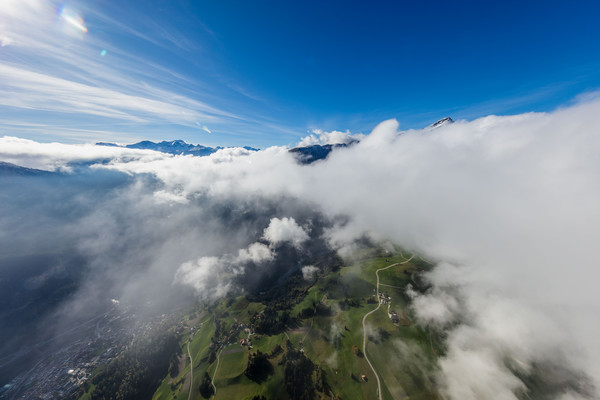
[[0, 64, 236, 124], [0, 0, 252, 142]]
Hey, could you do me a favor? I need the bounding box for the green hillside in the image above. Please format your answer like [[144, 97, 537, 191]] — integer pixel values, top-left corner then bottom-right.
[[82, 248, 442, 400]]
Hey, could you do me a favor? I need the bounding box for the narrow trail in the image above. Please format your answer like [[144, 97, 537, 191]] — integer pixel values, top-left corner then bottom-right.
[[187, 342, 194, 400], [378, 283, 404, 289], [302, 318, 314, 343], [187, 314, 211, 400], [362, 255, 414, 400], [211, 348, 222, 397]]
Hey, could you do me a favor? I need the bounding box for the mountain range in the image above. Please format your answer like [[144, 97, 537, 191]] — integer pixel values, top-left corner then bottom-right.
[[94, 118, 452, 165], [96, 139, 259, 157]]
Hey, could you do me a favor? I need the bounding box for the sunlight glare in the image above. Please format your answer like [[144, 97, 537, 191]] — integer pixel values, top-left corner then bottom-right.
[[59, 7, 88, 34]]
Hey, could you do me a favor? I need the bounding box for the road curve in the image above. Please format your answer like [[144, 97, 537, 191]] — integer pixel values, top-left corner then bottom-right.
[[187, 342, 194, 400], [211, 348, 222, 397], [362, 255, 414, 400]]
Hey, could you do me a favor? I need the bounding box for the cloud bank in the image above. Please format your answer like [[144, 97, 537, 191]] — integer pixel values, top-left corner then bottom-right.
[[2, 96, 600, 398], [173, 216, 310, 300], [297, 128, 364, 146]]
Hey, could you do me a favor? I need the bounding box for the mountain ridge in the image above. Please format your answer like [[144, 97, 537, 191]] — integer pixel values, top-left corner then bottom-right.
[[96, 140, 259, 156], [96, 116, 453, 164]]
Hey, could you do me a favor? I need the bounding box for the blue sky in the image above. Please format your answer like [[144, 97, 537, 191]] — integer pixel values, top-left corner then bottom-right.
[[1, 0, 600, 148]]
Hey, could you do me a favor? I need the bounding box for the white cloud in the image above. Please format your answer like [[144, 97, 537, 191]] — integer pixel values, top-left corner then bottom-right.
[[173, 257, 231, 300], [409, 288, 460, 328], [235, 242, 274, 264], [298, 128, 364, 147], [153, 189, 189, 205], [262, 217, 309, 248], [0, 136, 167, 171], [0, 35, 13, 47], [439, 346, 525, 400], [301, 265, 319, 281]]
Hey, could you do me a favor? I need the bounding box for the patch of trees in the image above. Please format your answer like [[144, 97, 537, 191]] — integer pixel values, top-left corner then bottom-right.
[[214, 319, 225, 339], [344, 298, 360, 308], [298, 300, 331, 318], [210, 318, 234, 346], [269, 344, 283, 358], [314, 303, 332, 316], [248, 277, 310, 311], [198, 371, 214, 399], [168, 355, 180, 378], [299, 306, 315, 318], [281, 348, 316, 400], [86, 330, 180, 400], [279, 347, 328, 400], [254, 307, 295, 335], [352, 345, 364, 357], [208, 350, 217, 364], [244, 350, 274, 383], [247, 252, 344, 311], [368, 327, 391, 344]]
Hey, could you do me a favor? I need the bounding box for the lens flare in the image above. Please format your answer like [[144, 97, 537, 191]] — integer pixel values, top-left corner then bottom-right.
[[59, 7, 87, 34]]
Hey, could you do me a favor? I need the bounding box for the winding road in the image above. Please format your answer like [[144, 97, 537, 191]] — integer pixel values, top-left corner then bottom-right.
[[211, 348, 222, 397], [187, 342, 194, 400], [362, 255, 414, 400]]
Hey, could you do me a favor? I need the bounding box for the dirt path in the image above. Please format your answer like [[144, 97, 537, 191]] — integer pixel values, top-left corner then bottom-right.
[[187, 342, 194, 400], [211, 348, 222, 396], [362, 255, 414, 400], [378, 283, 404, 289]]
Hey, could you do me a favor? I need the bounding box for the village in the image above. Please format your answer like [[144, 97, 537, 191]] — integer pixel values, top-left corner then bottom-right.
[[1, 306, 176, 400], [373, 290, 411, 327]]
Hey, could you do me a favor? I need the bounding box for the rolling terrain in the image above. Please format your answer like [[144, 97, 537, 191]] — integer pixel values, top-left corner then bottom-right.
[[79, 247, 441, 400]]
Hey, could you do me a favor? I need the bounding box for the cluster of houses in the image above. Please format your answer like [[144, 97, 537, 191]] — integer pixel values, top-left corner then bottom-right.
[[67, 368, 89, 388], [240, 326, 254, 347], [377, 291, 392, 305], [372, 290, 411, 327], [388, 308, 411, 327]]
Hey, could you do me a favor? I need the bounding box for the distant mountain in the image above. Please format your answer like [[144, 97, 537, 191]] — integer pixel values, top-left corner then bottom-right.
[[289, 118, 454, 165], [0, 161, 53, 176], [96, 140, 259, 156], [96, 119, 453, 164], [429, 117, 454, 128], [289, 141, 358, 165]]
